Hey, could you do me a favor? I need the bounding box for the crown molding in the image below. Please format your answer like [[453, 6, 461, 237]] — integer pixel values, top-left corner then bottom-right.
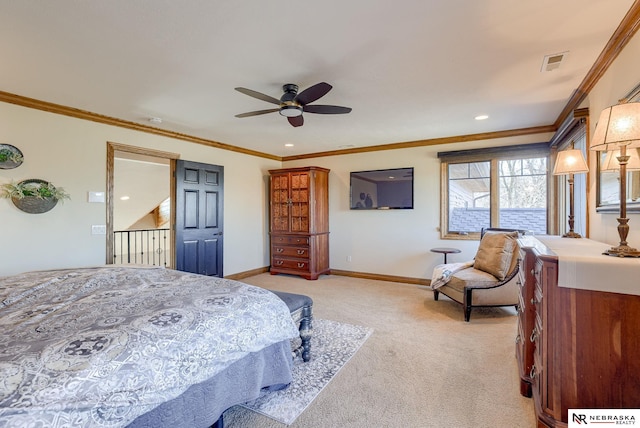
[[0, 90, 281, 161], [282, 125, 556, 161], [554, 0, 640, 128]]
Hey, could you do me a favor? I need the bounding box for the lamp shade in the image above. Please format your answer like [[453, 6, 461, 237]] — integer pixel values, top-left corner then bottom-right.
[[553, 149, 589, 175], [601, 148, 640, 171], [590, 102, 640, 151]]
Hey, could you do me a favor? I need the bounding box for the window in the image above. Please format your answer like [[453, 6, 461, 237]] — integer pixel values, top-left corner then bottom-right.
[[447, 161, 490, 233], [439, 143, 550, 239], [498, 158, 547, 233], [552, 109, 588, 236]]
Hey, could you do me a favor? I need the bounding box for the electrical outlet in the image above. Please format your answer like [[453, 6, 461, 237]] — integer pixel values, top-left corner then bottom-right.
[[91, 225, 106, 235], [347, 255, 352, 262]]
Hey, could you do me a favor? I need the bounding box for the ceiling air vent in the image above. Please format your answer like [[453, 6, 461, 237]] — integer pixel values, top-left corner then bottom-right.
[[541, 51, 569, 72]]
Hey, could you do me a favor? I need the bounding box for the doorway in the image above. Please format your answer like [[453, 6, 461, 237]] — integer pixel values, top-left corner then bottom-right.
[[106, 142, 179, 267], [106, 143, 225, 277]]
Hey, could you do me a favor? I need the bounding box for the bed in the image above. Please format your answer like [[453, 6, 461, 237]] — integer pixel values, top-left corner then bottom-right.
[[0, 265, 299, 427]]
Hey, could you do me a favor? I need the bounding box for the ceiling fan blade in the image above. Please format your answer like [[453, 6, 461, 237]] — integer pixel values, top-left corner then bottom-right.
[[234, 87, 281, 105], [235, 108, 279, 118], [295, 82, 332, 105], [288, 116, 304, 127], [303, 105, 352, 114]]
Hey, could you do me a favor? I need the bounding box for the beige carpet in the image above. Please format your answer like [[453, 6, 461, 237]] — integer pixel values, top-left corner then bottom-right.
[[223, 273, 536, 428]]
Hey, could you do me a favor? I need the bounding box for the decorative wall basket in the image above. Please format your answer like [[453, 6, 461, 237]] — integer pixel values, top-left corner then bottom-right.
[[0, 144, 24, 170], [12, 193, 58, 214], [2, 179, 70, 214]]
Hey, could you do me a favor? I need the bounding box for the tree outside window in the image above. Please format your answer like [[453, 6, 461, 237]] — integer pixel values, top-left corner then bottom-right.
[[498, 158, 547, 234]]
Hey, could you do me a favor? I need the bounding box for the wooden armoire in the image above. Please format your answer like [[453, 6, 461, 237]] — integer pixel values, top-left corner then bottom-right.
[[268, 166, 329, 280]]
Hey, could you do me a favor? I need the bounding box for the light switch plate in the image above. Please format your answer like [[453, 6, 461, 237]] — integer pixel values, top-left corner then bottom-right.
[[88, 191, 105, 203], [92, 225, 106, 235]]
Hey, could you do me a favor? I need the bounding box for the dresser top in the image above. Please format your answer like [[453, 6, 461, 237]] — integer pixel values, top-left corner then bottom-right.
[[521, 235, 640, 296]]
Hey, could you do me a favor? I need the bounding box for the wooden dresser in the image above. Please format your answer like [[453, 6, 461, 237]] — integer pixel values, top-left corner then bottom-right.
[[517, 236, 640, 427], [268, 166, 330, 280]]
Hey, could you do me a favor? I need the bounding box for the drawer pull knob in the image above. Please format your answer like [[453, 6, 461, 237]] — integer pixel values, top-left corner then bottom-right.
[[297, 262, 305, 268], [531, 269, 535, 276], [531, 297, 538, 305], [297, 249, 306, 255], [530, 327, 538, 343], [275, 261, 283, 266], [530, 365, 537, 379], [276, 248, 284, 253], [515, 334, 521, 344]]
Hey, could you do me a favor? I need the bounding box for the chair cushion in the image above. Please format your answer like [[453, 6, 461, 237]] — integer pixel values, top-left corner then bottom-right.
[[448, 267, 500, 291], [473, 231, 518, 280]]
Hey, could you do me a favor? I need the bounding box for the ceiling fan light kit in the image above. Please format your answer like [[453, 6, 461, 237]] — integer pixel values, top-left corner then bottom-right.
[[279, 105, 303, 117], [235, 82, 352, 127]]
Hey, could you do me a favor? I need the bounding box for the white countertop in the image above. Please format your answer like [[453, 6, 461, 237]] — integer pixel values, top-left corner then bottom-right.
[[535, 235, 640, 296]]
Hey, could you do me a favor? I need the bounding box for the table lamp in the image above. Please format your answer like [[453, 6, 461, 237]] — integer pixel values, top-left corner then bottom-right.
[[601, 147, 640, 171], [589, 102, 640, 257], [552, 146, 588, 238]]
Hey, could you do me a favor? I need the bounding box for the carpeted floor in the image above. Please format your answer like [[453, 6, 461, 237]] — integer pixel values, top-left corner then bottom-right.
[[223, 273, 536, 428], [238, 319, 373, 425]]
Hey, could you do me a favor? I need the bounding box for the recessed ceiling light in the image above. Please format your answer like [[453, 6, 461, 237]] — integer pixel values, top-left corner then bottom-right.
[[120, 196, 130, 201], [284, 143, 294, 147], [475, 115, 489, 121]]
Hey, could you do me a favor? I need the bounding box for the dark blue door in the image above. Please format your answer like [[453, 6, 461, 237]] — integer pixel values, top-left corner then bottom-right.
[[175, 160, 224, 277]]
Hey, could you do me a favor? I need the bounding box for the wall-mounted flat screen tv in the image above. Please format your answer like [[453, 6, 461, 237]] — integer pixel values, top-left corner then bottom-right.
[[350, 167, 414, 210]]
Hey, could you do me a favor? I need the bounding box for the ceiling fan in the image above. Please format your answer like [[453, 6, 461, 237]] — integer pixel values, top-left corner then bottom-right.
[[234, 82, 352, 127]]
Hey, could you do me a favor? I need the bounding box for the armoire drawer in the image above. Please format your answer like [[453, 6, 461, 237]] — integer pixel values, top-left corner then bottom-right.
[[272, 235, 310, 246], [272, 258, 309, 271], [272, 245, 310, 259]]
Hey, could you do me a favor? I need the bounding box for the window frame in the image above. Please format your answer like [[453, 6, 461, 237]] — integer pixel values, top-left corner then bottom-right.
[[439, 143, 550, 240]]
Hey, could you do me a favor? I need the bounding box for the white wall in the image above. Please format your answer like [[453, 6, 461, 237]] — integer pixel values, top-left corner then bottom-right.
[[0, 102, 280, 277], [585, 30, 640, 246], [283, 134, 551, 279], [5, 25, 637, 280]]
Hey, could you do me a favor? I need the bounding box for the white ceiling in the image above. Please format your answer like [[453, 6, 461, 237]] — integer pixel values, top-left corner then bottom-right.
[[0, 1, 635, 157]]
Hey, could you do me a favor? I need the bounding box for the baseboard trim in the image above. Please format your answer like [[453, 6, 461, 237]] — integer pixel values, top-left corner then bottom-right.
[[227, 266, 430, 286], [329, 269, 430, 286], [225, 266, 270, 280]]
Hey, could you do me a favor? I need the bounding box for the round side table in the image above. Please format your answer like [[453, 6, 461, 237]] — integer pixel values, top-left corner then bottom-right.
[[430, 247, 461, 264]]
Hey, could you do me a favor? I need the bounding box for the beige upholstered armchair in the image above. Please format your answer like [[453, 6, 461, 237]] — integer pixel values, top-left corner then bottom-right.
[[431, 229, 524, 322]]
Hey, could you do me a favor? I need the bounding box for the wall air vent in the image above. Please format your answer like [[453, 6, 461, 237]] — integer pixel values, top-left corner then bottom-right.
[[541, 51, 569, 72]]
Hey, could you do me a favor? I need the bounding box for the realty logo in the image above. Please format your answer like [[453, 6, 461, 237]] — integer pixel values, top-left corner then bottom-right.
[[572, 413, 588, 424], [569, 409, 639, 426]]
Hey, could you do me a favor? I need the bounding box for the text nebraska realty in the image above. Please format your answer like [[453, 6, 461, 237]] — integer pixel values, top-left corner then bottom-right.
[[574, 414, 636, 425]]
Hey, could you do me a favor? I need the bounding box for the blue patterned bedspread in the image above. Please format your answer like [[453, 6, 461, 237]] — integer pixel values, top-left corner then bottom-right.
[[0, 266, 298, 427]]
